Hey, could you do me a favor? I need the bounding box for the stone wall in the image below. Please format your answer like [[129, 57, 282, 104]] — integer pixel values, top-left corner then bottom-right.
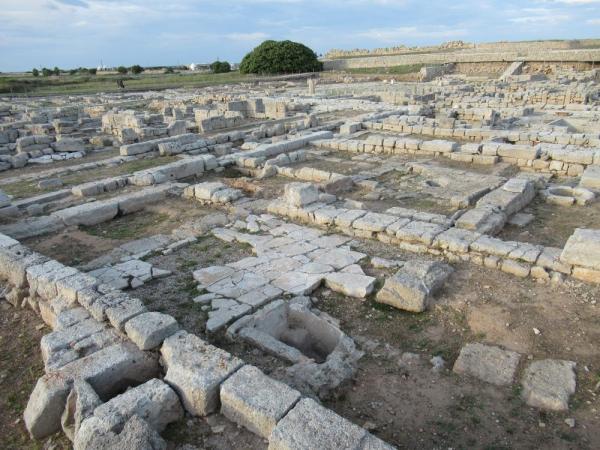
[[323, 48, 600, 71]]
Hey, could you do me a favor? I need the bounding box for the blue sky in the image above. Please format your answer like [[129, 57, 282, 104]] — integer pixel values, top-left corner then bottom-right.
[[1, 0, 599, 72]]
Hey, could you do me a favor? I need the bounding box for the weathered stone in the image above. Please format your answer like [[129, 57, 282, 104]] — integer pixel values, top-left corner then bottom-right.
[[125, 312, 179, 350], [161, 331, 244, 416], [561, 228, 600, 271], [521, 359, 576, 411], [324, 272, 376, 298], [453, 343, 520, 386], [221, 365, 301, 438], [376, 261, 453, 312], [268, 398, 367, 450]]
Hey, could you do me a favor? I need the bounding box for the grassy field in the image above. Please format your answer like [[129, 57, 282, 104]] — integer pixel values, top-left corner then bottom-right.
[[345, 64, 425, 75], [0, 71, 252, 96]]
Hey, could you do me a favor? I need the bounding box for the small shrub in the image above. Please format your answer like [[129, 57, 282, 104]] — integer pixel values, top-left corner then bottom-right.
[[41, 68, 53, 77], [210, 60, 231, 74], [130, 65, 144, 75], [239, 40, 322, 75], [53, 66, 60, 76], [31, 68, 39, 77], [88, 68, 97, 75], [117, 66, 128, 74], [164, 67, 174, 74]]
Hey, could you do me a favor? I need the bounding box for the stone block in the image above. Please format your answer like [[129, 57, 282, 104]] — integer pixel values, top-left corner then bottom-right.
[[220, 365, 301, 439], [268, 398, 367, 450], [125, 312, 179, 350], [521, 359, 576, 411], [161, 331, 244, 416], [376, 261, 453, 312], [561, 228, 600, 270], [453, 343, 520, 386]]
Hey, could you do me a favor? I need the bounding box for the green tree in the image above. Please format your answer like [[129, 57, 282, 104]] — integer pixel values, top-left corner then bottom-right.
[[210, 60, 231, 74], [41, 68, 53, 77], [32, 68, 39, 77], [117, 66, 128, 74], [53, 66, 60, 76], [130, 65, 144, 74], [88, 68, 97, 75], [239, 40, 322, 75]]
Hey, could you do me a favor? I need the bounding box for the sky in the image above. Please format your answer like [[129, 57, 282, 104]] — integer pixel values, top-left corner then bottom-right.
[[1, 0, 599, 72]]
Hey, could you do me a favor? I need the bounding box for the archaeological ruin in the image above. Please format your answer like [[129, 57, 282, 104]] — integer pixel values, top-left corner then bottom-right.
[[1, 39, 600, 449]]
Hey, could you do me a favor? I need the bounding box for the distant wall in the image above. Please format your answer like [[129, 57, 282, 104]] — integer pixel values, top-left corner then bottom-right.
[[323, 48, 600, 71]]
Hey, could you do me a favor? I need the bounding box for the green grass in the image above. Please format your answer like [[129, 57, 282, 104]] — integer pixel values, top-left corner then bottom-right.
[[2, 155, 179, 199], [0, 71, 252, 96], [345, 64, 425, 75], [80, 211, 169, 240]]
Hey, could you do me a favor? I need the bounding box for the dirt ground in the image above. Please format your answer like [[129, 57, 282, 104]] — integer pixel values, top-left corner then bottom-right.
[[0, 302, 71, 450], [316, 236, 600, 449], [500, 197, 600, 248]]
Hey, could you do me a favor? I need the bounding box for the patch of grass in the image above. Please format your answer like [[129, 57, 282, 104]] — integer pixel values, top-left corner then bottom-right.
[[0, 71, 252, 96], [346, 64, 425, 75], [80, 211, 169, 240]]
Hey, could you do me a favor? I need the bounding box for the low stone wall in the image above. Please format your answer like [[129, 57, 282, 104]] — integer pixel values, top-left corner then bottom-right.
[[323, 48, 600, 70], [267, 194, 599, 285]]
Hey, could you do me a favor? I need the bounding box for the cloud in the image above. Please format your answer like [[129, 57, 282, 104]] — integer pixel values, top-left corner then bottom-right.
[[226, 32, 270, 42], [358, 26, 468, 43]]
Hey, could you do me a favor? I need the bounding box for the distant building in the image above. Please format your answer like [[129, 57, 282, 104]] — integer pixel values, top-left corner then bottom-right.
[[189, 63, 211, 72]]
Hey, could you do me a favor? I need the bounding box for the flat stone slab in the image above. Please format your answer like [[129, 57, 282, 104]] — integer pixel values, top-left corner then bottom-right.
[[324, 272, 376, 298], [221, 365, 301, 439], [561, 228, 600, 271], [521, 359, 576, 411], [453, 343, 520, 386], [268, 398, 367, 450], [376, 261, 453, 312], [125, 312, 179, 350], [161, 331, 244, 416]]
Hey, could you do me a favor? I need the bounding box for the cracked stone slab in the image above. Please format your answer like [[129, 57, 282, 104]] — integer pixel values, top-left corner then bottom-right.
[[161, 331, 244, 416], [453, 343, 521, 386], [521, 359, 576, 411], [220, 365, 301, 439]]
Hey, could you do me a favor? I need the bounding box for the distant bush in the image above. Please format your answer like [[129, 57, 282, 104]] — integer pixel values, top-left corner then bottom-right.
[[32, 68, 39, 77], [41, 68, 53, 77], [117, 66, 128, 74], [164, 67, 174, 74], [239, 40, 322, 75], [53, 67, 60, 76], [210, 61, 231, 74], [69, 69, 78, 75], [88, 68, 97, 75], [130, 65, 144, 74]]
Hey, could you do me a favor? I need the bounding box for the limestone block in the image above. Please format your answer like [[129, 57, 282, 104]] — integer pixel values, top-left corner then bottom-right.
[[324, 272, 376, 298], [92, 378, 183, 432], [125, 312, 179, 350], [61, 381, 102, 441], [52, 201, 119, 227], [74, 415, 167, 450], [284, 182, 319, 207], [561, 228, 600, 270], [220, 365, 301, 439], [453, 343, 520, 386], [24, 342, 158, 439], [376, 261, 453, 312], [161, 331, 244, 416], [268, 398, 367, 450], [521, 360, 576, 411], [580, 166, 600, 190]]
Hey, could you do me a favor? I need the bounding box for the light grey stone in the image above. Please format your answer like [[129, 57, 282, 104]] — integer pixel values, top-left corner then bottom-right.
[[453, 343, 520, 386], [376, 261, 453, 312], [125, 312, 179, 350], [268, 398, 367, 450], [220, 365, 301, 439], [161, 331, 244, 416], [521, 359, 576, 411]]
